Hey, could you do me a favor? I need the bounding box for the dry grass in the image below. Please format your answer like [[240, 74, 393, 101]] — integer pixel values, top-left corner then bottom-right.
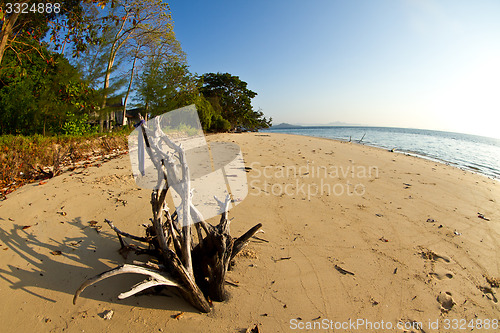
[[0, 132, 129, 199]]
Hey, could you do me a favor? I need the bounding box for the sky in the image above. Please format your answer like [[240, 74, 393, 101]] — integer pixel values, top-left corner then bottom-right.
[[168, 0, 500, 138]]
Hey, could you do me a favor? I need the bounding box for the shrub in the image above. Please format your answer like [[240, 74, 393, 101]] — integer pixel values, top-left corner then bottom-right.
[[212, 115, 231, 132], [0, 133, 128, 199], [61, 112, 97, 136]]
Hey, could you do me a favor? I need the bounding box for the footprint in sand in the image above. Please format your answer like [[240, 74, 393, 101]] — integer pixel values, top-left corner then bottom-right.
[[437, 291, 456, 312], [429, 268, 454, 280], [478, 286, 498, 303], [419, 248, 451, 263]]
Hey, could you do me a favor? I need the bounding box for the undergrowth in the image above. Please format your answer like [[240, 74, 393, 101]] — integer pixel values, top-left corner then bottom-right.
[[0, 130, 131, 199]]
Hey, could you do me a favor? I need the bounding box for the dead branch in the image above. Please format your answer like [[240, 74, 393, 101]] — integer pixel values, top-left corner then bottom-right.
[[358, 133, 366, 143], [232, 223, 263, 260], [105, 219, 150, 242], [73, 264, 182, 304]]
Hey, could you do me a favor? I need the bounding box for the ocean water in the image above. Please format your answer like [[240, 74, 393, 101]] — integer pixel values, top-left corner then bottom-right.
[[264, 126, 500, 180]]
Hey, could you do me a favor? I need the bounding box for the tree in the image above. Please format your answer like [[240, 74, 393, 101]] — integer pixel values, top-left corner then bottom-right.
[[0, 37, 95, 135], [199, 73, 271, 130], [75, 23, 128, 130], [0, 0, 106, 66], [119, 13, 185, 126], [120, 44, 140, 125], [78, 0, 182, 131], [136, 60, 222, 131], [136, 68, 272, 132], [137, 60, 193, 114]]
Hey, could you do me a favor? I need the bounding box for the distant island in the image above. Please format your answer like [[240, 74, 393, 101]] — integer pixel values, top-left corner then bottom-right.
[[270, 121, 360, 129], [269, 123, 303, 129]]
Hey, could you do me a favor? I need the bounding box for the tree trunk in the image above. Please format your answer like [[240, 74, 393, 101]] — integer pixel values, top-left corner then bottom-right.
[[101, 50, 115, 132], [122, 47, 139, 126], [0, 10, 22, 66], [109, 111, 114, 131], [100, 15, 126, 132]]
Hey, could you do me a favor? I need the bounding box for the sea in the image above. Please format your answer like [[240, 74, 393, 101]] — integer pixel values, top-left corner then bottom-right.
[[263, 126, 500, 180]]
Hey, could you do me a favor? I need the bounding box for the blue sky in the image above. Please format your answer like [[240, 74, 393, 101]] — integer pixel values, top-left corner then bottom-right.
[[168, 0, 500, 138]]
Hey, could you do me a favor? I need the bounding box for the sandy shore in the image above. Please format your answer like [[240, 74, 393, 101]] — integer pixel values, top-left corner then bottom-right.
[[0, 132, 498, 332]]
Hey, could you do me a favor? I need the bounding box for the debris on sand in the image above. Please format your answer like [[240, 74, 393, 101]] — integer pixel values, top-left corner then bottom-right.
[[246, 324, 261, 333], [477, 212, 490, 221], [334, 265, 355, 276], [100, 310, 114, 320], [485, 276, 499, 288]]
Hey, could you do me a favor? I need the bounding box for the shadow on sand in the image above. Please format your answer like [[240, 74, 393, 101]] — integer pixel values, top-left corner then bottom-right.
[[0, 216, 197, 313]]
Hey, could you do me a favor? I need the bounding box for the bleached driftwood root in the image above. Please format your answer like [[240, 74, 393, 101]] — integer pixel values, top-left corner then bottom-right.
[[73, 264, 182, 303], [74, 116, 262, 312]]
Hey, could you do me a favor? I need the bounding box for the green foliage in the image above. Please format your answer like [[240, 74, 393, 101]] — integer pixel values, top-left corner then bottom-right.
[[162, 123, 199, 137], [72, 0, 185, 131], [199, 73, 271, 130], [212, 114, 231, 132], [137, 60, 195, 115], [136, 65, 272, 132], [194, 95, 215, 130], [0, 37, 95, 135], [1, 2, 274, 138], [136, 59, 217, 131], [0, 0, 103, 63], [62, 112, 97, 136]]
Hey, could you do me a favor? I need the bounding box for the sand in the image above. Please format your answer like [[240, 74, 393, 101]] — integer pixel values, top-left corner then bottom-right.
[[0, 132, 498, 332]]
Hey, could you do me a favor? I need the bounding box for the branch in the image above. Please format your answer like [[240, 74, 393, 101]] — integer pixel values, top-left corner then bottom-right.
[[73, 264, 182, 304], [150, 189, 170, 258], [190, 203, 214, 234], [231, 223, 263, 260], [215, 195, 232, 231], [105, 219, 150, 242], [179, 144, 193, 277], [164, 208, 182, 257], [118, 278, 174, 299]]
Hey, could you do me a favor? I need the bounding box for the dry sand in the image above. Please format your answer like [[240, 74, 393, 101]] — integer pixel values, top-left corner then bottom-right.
[[0, 132, 498, 332]]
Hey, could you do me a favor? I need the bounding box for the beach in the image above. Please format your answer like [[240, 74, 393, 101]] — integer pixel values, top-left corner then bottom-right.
[[0, 132, 498, 332]]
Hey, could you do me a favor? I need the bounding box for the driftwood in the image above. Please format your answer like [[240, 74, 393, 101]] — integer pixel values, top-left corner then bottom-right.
[[73, 115, 262, 312], [358, 133, 366, 143]]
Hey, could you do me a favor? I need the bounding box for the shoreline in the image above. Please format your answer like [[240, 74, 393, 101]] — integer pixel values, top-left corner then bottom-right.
[[0, 132, 498, 332], [263, 130, 500, 181]]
